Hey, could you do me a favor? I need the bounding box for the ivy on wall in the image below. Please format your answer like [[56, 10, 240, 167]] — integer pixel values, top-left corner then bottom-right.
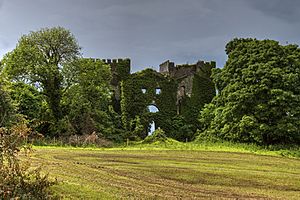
[[121, 69, 177, 138], [114, 59, 131, 81], [110, 59, 131, 113], [181, 74, 216, 132], [118, 62, 216, 141]]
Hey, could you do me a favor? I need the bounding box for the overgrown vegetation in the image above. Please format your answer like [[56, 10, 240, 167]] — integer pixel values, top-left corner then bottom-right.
[[1, 28, 300, 146], [142, 128, 178, 144], [33, 132, 113, 148], [198, 38, 300, 145], [1, 27, 116, 139], [181, 63, 216, 135], [0, 124, 57, 199], [121, 68, 177, 139], [0, 27, 299, 189]]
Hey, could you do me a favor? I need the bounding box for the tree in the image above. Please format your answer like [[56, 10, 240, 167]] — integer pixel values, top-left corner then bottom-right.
[[198, 38, 300, 145], [62, 58, 113, 135], [168, 116, 194, 142], [10, 82, 44, 121], [0, 78, 15, 127], [2, 27, 81, 121]]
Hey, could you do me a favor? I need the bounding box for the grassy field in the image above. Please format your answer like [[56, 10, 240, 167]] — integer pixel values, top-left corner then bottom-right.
[[29, 144, 300, 200]]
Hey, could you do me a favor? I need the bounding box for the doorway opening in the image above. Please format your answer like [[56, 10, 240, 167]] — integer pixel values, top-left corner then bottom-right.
[[147, 105, 159, 135]]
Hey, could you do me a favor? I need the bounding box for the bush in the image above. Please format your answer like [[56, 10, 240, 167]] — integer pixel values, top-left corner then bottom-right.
[[142, 128, 180, 145], [168, 116, 194, 142], [68, 132, 113, 147], [198, 38, 300, 145], [33, 132, 113, 148], [0, 123, 57, 199], [0, 80, 16, 127]]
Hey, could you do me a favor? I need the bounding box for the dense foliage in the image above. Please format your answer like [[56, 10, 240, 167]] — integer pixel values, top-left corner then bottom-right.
[[62, 58, 113, 136], [2, 27, 81, 122], [0, 123, 57, 199], [10, 82, 44, 121], [2, 26, 300, 146], [1, 27, 113, 137], [181, 63, 216, 133], [198, 38, 300, 145], [0, 79, 15, 127], [121, 65, 215, 141], [121, 69, 177, 139]]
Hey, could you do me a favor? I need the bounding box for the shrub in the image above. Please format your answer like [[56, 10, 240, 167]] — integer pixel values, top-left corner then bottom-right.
[[168, 116, 194, 141], [142, 128, 179, 144], [0, 123, 57, 199], [141, 128, 181, 146], [67, 132, 113, 147]]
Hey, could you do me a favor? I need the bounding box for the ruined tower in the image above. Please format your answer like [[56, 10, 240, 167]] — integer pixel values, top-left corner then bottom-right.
[[159, 60, 216, 114], [102, 58, 131, 113]]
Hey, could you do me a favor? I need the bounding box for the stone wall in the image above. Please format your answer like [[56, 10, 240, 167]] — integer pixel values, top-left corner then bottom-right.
[[100, 57, 215, 137], [159, 60, 215, 114], [98, 58, 131, 113]]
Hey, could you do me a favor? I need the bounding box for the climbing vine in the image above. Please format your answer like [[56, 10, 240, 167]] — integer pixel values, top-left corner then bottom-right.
[[121, 69, 177, 138], [114, 59, 131, 81], [119, 62, 215, 141], [181, 73, 216, 131]]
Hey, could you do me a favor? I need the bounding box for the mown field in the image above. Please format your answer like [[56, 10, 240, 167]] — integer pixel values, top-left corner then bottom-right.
[[30, 146, 300, 199]]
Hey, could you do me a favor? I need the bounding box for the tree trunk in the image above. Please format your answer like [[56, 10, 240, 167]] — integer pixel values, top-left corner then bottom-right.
[[43, 70, 63, 121]]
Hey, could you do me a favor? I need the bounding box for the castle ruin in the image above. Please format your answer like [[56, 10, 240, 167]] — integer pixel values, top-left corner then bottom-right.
[[98, 58, 216, 138]]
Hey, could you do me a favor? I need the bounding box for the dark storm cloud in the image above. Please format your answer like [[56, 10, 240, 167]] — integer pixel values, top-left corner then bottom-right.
[[246, 0, 300, 23], [1, 0, 300, 71]]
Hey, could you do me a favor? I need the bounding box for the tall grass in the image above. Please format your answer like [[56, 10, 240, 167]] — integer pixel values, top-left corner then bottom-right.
[[119, 139, 300, 158], [32, 132, 300, 159]]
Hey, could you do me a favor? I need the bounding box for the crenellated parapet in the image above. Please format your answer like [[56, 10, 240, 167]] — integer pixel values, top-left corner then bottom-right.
[[86, 57, 131, 113], [159, 60, 216, 80], [103, 58, 131, 113], [158, 59, 216, 115], [100, 58, 130, 64]]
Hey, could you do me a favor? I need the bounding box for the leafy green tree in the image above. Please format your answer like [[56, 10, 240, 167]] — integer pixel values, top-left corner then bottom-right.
[[198, 38, 300, 145], [62, 58, 113, 135], [168, 116, 194, 142], [2, 27, 81, 121], [10, 82, 44, 121], [0, 78, 15, 127]]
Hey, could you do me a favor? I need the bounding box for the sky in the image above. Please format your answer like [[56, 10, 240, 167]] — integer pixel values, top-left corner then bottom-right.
[[1, 0, 300, 72]]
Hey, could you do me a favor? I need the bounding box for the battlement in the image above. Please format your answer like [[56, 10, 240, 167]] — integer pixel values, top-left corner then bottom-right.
[[159, 60, 175, 75], [159, 60, 216, 80], [101, 58, 130, 64], [86, 58, 130, 64], [82, 57, 215, 119]]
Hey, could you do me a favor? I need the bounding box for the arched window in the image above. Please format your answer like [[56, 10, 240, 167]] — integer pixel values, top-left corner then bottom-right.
[[147, 105, 159, 113]]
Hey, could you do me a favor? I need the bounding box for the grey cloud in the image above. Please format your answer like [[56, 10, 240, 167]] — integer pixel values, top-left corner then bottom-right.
[[1, 0, 300, 71], [246, 0, 300, 23], [0, 38, 9, 48]]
